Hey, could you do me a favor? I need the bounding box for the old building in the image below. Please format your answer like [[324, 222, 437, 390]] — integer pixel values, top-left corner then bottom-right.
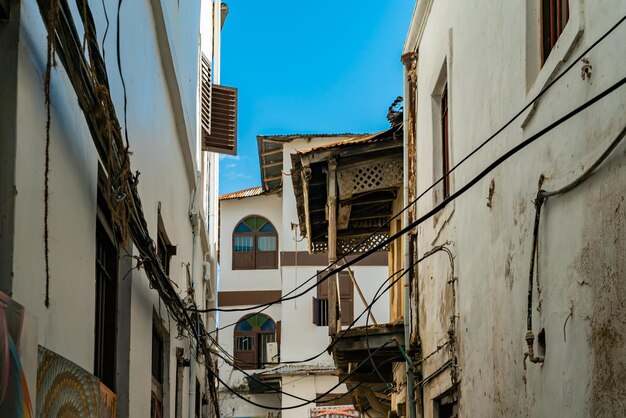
[[289, 122, 408, 417], [217, 133, 391, 418], [0, 0, 235, 417], [399, 0, 626, 417]]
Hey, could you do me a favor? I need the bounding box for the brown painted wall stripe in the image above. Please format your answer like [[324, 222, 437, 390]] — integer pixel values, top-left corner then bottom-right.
[[218, 290, 282, 307], [280, 251, 387, 266]]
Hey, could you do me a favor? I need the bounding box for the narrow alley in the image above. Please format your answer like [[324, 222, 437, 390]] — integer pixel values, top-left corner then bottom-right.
[[0, 1, 625, 417]]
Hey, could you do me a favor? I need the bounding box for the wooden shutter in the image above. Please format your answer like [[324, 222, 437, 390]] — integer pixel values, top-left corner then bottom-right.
[[312, 297, 321, 326], [200, 55, 212, 140], [232, 233, 254, 270], [203, 84, 238, 155], [317, 272, 329, 298], [339, 272, 353, 325], [340, 298, 353, 325], [255, 233, 277, 269]]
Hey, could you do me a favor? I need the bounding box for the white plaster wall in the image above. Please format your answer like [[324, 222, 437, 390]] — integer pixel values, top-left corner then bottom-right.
[[219, 392, 281, 418], [279, 137, 391, 363], [219, 193, 283, 292], [406, 0, 626, 416], [279, 264, 390, 364], [11, 1, 216, 417], [280, 136, 357, 252], [281, 375, 348, 418], [217, 134, 393, 416]]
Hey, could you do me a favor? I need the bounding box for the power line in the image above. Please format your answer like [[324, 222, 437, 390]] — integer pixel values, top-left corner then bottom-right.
[[196, 15, 626, 317], [205, 265, 404, 338], [525, 124, 626, 362], [210, 346, 370, 404], [210, 342, 391, 411], [199, 69, 626, 316], [203, 267, 407, 367], [206, 244, 454, 374], [328, 14, 626, 275]]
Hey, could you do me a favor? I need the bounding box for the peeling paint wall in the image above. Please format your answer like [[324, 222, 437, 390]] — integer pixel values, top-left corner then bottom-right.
[[405, 0, 626, 416]]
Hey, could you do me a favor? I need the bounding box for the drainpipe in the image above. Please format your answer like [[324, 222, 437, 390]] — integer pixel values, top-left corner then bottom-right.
[[176, 348, 190, 418], [189, 180, 202, 418], [401, 51, 419, 418]]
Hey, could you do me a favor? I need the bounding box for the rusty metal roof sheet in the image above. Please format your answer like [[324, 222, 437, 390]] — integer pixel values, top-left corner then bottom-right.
[[219, 186, 265, 201], [290, 124, 403, 254], [258, 363, 336, 376], [297, 125, 402, 156], [257, 133, 372, 193]]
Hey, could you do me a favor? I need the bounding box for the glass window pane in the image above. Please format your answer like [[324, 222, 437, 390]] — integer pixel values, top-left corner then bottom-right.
[[259, 222, 275, 232], [244, 217, 259, 230], [260, 319, 276, 331], [236, 336, 254, 351], [235, 223, 252, 233], [234, 236, 253, 252], [243, 216, 269, 230], [236, 321, 253, 332], [258, 236, 276, 251]]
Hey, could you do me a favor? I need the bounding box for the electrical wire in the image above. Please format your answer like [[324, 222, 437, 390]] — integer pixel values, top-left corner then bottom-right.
[[328, 14, 626, 275], [210, 344, 370, 404], [195, 15, 626, 318], [364, 245, 452, 386], [116, 0, 130, 151], [210, 342, 391, 411], [199, 267, 407, 366], [39, 1, 221, 412], [100, 0, 109, 61], [526, 124, 626, 334], [197, 71, 626, 316], [205, 243, 457, 373]]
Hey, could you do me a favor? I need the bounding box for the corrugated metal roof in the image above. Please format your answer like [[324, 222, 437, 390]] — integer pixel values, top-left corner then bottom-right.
[[219, 186, 265, 201], [257, 133, 366, 140], [257, 134, 372, 193], [297, 125, 402, 155], [259, 363, 336, 376]]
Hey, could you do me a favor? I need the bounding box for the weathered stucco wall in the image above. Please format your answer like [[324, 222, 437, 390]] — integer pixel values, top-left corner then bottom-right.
[[406, 0, 626, 416], [9, 1, 215, 417]]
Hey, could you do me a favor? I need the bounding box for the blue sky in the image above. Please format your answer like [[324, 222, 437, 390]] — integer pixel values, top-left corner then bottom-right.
[[219, 1, 415, 194]]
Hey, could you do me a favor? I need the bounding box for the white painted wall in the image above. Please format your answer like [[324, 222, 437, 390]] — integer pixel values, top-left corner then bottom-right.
[[217, 135, 391, 417], [281, 375, 348, 418], [405, 0, 626, 416], [10, 1, 221, 417], [220, 193, 283, 292]]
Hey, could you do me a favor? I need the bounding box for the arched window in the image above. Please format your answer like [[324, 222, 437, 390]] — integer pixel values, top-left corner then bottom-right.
[[232, 216, 278, 270], [233, 313, 277, 369]]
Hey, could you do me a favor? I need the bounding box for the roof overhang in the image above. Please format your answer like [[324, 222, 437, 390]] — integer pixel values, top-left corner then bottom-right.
[[290, 124, 404, 254]]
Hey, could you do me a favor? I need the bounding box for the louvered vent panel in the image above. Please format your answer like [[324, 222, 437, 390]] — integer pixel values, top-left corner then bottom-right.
[[200, 55, 212, 137], [203, 84, 237, 155]]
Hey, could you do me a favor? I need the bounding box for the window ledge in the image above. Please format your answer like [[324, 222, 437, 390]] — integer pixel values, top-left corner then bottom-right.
[[522, 2, 584, 128]]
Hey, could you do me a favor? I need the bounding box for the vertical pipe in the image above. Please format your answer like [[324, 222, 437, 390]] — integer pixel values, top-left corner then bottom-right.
[[401, 51, 418, 418], [189, 177, 202, 418], [176, 348, 185, 418]]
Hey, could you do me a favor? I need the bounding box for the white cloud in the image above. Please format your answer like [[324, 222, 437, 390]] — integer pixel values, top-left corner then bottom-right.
[[219, 154, 241, 161]]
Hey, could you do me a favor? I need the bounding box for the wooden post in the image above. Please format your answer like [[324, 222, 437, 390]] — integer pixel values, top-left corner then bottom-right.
[[327, 158, 340, 336]]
